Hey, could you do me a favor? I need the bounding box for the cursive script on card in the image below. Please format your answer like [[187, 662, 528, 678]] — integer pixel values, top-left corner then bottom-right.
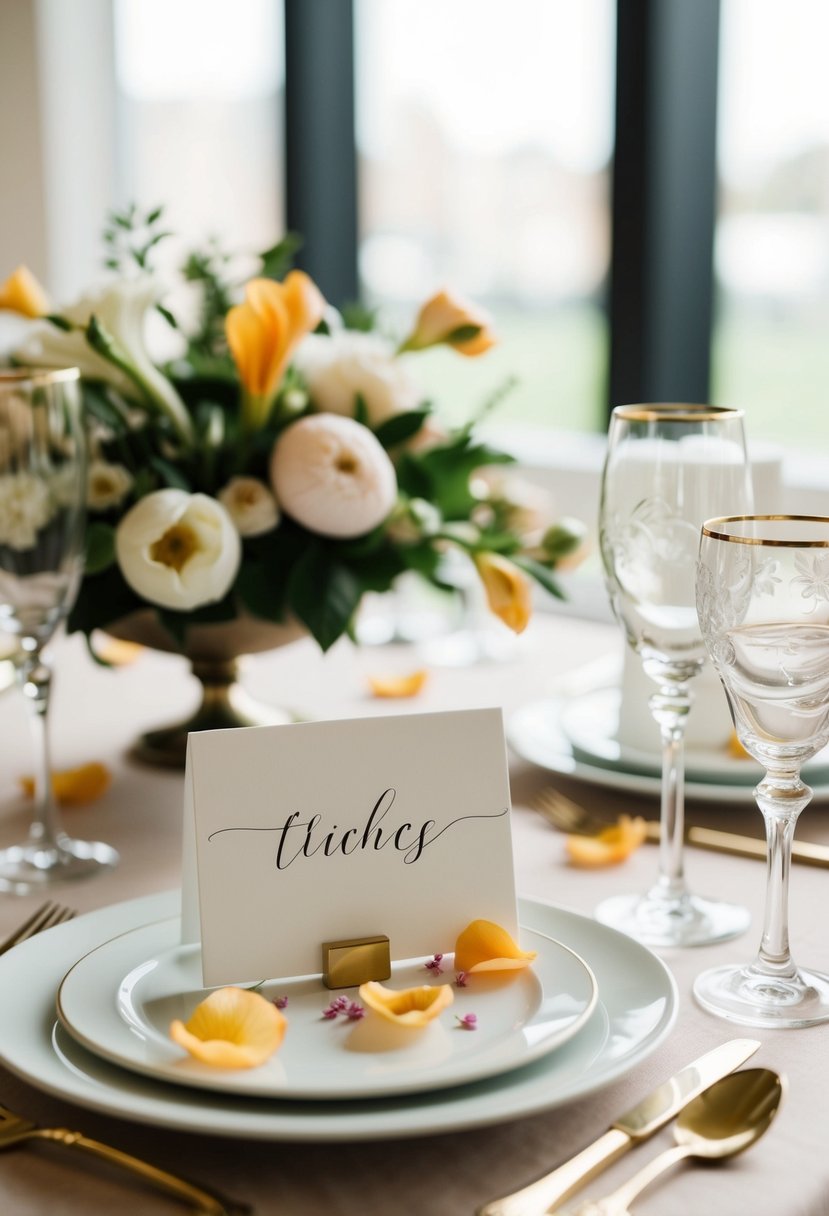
[[207, 787, 509, 867]]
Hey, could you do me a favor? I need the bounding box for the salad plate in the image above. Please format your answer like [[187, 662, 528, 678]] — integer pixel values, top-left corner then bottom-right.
[[57, 918, 597, 1100], [0, 891, 677, 1142]]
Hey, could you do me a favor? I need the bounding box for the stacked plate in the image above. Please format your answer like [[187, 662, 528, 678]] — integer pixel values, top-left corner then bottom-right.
[[0, 890, 677, 1141], [509, 687, 829, 804]]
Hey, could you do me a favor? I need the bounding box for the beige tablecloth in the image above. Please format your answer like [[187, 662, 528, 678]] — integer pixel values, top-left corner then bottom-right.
[[0, 617, 827, 1216]]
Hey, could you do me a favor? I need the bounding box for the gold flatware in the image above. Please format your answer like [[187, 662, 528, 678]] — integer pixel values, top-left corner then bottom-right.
[[534, 786, 829, 868], [476, 1038, 760, 1216], [571, 1068, 784, 1215], [0, 1101, 250, 1214], [0, 901, 75, 955]]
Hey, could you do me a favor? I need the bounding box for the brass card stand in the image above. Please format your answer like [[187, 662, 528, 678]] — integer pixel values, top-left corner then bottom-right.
[[322, 935, 391, 989]]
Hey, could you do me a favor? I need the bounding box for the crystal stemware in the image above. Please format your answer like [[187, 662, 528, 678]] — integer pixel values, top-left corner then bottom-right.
[[695, 514, 829, 1027], [0, 368, 118, 893], [597, 404, 753, 946]]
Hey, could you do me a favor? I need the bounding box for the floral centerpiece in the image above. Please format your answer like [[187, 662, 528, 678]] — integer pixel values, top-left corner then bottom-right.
[[0, 207, 582, 689]]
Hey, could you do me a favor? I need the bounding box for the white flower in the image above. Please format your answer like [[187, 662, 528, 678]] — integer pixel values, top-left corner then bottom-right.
[[87, 460, 133, 511], [293, 331, 422, 427], [115, 489, 241, 611], [218, 476, 279, 537], [0, 472, 54, 549], [13, 277, 192, 441], [270, 413, 397, 539]]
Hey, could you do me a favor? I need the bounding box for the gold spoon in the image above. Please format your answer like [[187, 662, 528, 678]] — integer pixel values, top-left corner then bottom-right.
[[571, 1068, 784, 1216]]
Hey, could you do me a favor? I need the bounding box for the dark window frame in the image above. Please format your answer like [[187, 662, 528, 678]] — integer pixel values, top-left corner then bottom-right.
[[284, 0, 722, 424]]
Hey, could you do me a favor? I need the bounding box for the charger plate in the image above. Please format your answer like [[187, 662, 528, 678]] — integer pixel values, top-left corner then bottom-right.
[[0, 891, 676, 1142], [57, 919, 597, 1100]]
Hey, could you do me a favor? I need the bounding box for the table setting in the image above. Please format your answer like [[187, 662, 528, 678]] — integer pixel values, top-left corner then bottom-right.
[[1, 242, 829, 1215]]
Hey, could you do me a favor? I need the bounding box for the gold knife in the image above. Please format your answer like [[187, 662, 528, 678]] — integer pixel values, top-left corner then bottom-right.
[[476, 1038, 760, 1216], [645, 820, 829, 867]]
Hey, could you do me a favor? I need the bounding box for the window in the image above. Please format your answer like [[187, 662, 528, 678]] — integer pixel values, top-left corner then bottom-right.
[[714, 0, 829, 448], [353, 0, 615, 433]]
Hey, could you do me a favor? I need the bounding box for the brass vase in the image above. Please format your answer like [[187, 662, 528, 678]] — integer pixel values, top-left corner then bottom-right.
[[107, 611, 305, 769]]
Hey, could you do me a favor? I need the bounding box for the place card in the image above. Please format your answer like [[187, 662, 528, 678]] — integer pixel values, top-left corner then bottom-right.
[[181, 708, 518, 987]]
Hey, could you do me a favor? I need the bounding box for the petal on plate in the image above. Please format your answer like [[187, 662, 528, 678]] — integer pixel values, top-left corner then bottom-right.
[[358, 981, 454, 1028], [454, 919, 537, 973], [169, 987, 287, 1069]]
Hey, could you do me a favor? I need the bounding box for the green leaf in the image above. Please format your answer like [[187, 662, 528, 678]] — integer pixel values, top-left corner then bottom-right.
[[44, 313, 73, 332], [146, 205, 164, 225], [446, 323, 482, 345], [341, 301, 378, 332], [85, 522, 117, 574], [131, 467, 156, 499], [353, 393, 370, 428], [398, 434, 514, 520], [512, 556, 565, 601], [156, 303, 178, 329], [81, 383, 129, 433], [373, 409, 430, 449], [66, 565, 143, 637], [258, 232, 303, 280], [287, 543, 362, 652], [149, 456, 191, 491]]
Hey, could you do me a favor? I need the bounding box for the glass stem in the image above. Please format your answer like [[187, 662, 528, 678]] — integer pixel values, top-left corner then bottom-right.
[[18, 646, 62, 852], [753, 771, 811, 980], [648, 678, 692, 901]]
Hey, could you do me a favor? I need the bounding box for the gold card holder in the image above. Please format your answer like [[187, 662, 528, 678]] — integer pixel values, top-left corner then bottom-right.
[[322, 935, 391, 989]]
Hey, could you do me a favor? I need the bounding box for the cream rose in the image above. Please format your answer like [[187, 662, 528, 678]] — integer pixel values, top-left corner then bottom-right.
[[218, 476, 279, 537], [270, 414, 397, 539], [87, 459, 134, 511], [293, 331, 422, 427], [115, 489, 240, 610]]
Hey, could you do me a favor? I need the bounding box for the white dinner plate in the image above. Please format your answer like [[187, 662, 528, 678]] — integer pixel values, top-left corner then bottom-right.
[[559, 687, 829, 786], [0, 891, 676, 1142], [57, 919, 597, 1100], [508, 697, 829, 804]]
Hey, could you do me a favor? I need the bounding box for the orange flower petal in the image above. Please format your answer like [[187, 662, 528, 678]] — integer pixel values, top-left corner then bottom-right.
[[19, 762, 112, 806], [0, 265, 50, 317], [92, 634, 144, 666], [366, 669, 429, 698], [454, 919, 537, 973], [405, 289, 496, 356], [727, 730, 751, 760], [565, 814, 648, 868], [358, 980, 454, 1028], [170, 987, 287, 1069]]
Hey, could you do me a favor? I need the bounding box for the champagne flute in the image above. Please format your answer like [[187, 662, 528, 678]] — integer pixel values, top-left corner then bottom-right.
[[597, 404, 752, 946], [695, 515, 829, 1027], [0, 368, 118, 893]]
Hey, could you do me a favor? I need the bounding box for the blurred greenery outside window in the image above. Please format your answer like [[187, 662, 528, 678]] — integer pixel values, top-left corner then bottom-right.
[[713, 0, 829, 448]]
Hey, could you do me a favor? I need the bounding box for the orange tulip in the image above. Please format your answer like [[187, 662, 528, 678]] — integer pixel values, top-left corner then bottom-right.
[[400, 289, 496, 357], [473, 552, 532, 634], [226, 271, 325, 429], [0, 266, 50, 318], [454, 919, 537, 973], [19, 762, 111, 806]]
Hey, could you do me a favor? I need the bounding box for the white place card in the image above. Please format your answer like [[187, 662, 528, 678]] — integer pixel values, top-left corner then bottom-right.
[[181, 708, 519, 987]]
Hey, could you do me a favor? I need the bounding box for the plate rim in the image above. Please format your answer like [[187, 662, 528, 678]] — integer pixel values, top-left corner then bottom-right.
[[56, 918, 599, 1101], [508, 696, 829, 803], [0, 891, 678, 1141]]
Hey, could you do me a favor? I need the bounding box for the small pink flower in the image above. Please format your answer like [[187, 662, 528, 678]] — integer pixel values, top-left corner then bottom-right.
[[346, 1001, 365, 1021], [273, 995, 289, 1009], [455, 1013, 478, 1030], [322, 1005, 339, 1020], [455, 971, 468, 988], [425, 953, 444, 975]]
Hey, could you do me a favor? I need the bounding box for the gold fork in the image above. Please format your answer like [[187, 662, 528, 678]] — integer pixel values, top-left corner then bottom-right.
[[0, 1105, 250, 1213], [533, 786, 829, 867], [0, 901, 76, 955], [0, 905, 251, 1215]]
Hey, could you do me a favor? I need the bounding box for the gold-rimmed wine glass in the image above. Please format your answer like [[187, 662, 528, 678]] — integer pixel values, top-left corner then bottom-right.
[[597, 404, 753, 947], [0, 368, 118, 893], [695, 514, 829, 1026]]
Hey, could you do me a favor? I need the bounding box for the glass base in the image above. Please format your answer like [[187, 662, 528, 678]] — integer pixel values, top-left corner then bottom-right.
[[0, 837, 119, 894], [694, 961, 829, 1028], [595, 890, 751, 948]]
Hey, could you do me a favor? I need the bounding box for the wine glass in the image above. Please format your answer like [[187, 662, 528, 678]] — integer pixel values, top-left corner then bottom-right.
[[695, 515, 829, 1027], [0, 368, 118, 893], [598, 404, 753, 947]]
